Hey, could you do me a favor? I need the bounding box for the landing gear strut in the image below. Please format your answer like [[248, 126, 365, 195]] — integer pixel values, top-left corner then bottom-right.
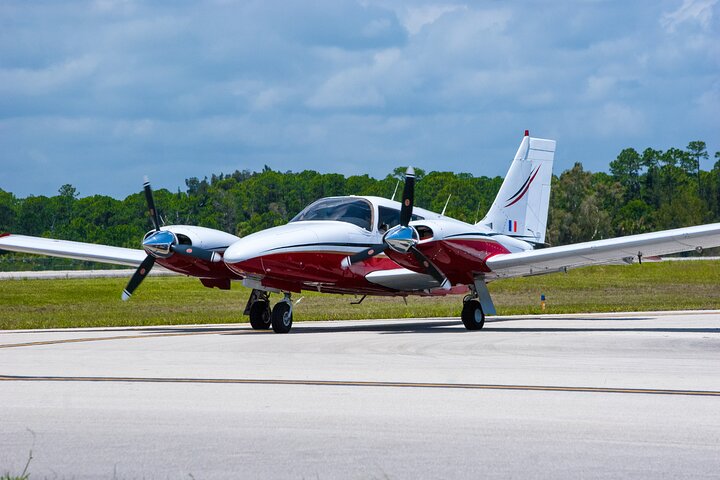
[[271, 293, 293, 334], [461, 290, 485, 331]]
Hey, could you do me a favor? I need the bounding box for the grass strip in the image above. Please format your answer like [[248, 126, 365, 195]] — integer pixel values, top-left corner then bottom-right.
[[1, 261, 719, 330]]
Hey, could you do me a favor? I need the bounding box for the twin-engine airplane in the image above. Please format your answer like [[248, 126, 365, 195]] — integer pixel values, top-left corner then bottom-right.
[[3, 131, 720, 333]]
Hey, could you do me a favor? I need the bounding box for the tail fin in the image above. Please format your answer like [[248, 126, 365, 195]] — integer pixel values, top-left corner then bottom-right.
[[479, 131, 555, 244]]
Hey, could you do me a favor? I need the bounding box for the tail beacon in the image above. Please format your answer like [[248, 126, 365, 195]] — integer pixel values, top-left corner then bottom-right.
[[480, 130, 556, 244]]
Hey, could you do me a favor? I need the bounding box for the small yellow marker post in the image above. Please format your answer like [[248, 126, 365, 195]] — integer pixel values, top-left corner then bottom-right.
[[540, 294, 546, 311]]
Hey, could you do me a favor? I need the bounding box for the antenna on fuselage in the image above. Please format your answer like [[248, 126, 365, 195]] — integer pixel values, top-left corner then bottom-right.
[[441, 194, 452, 216], [474, 201, 481, 224], [391, 180, 400, 201]]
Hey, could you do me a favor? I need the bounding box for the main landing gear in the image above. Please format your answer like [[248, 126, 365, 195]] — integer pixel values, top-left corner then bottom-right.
[[461, 291, 485, 331], [245, 290, 293, 334], [460, 280, 496, 331]]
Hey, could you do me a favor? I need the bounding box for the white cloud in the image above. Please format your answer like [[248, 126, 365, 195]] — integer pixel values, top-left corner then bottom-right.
[[594, 103, 646, 137], [111, 118, 155, 138], [585, 75, 617, 100], [398, 4, 466, 35], [306, 49, 401, 109], [91, 0, 138, 15], [693, 82, 720, 118], [661, 0, 718, 32], [0, 56, 99, 95], [252, 88, 289, 111]]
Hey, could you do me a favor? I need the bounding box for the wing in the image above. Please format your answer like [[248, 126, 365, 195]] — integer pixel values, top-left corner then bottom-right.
[[0, 233, 146, 267], [486, 223, 720, 278]]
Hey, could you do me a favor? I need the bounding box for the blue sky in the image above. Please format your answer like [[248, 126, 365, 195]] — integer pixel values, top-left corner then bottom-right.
[[1, 0, 718, 198]]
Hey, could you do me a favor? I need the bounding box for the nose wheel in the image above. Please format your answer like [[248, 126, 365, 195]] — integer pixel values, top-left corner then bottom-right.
[[271, 294, 293, 333], [249, 300, 271, 330], [245, 290, 294, 333]]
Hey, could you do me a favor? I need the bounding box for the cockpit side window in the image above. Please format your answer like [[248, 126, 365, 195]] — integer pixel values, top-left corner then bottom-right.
[[378, 206, 424, 231], [290, 198, 373, 231]]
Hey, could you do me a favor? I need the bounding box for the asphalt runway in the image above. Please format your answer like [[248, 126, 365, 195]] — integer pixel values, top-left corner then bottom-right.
[[1, 311, 719, 479]]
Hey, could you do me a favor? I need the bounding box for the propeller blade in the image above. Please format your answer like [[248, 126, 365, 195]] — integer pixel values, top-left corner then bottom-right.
[[340, 243, 388, 269], [409, 246, 450, 290], [143, 176, 161, 232], [170, 244, 222, 262], [399, 166, 415, 227], [122, 255, 156, 301]]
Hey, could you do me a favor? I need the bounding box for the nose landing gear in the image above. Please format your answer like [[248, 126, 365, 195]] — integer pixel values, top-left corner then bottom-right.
[[270, 294, 293, 334], [249, 299, 271, 330], [245, 289, 293, 333]]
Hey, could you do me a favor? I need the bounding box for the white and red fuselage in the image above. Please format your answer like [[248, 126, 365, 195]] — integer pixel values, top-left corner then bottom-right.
[[151, 195, 533, 296], [149, 196, 532, 295]]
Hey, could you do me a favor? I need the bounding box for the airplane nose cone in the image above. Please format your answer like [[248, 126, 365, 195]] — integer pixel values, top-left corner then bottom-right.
[[223, 240, 253, 264], [223, 238, 266, 276]]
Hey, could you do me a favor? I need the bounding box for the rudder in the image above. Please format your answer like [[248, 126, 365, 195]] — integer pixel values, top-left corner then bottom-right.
[[479, 131, 555, 244]]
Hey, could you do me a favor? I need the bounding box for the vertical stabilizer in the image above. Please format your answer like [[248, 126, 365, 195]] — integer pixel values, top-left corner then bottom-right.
[[479, 131, 555, 244]]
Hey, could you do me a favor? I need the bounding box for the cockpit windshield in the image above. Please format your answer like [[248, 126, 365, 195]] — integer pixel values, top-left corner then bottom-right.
[[290, 197, 373, 231]]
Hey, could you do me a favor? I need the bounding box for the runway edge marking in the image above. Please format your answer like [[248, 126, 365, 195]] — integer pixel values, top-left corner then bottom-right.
[[1, 375, 719, 397]]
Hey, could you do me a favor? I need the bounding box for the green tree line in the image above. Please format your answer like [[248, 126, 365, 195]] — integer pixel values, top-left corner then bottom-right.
[[1, 141, 718, 270]]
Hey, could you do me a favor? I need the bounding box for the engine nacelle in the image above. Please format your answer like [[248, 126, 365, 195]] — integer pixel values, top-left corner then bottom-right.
[[147, 225, 240, 254]]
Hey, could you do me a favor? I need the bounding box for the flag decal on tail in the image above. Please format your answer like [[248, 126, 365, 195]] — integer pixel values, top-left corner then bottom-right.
[[508, 220, 518, 232], [504, 165, 541, 208]]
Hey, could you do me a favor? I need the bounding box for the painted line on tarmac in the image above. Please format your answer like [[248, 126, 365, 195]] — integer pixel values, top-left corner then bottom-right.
[[1, 374, 719, 397], [0, 330, 241, 349]]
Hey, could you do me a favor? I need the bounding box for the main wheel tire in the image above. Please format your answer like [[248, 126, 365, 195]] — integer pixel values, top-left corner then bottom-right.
[[271, 302, 293, 333], [461, 299, 485, 330], [249, 300, 271, 330]]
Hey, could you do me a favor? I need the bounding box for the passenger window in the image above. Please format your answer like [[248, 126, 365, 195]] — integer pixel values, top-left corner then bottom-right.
[[377, 206, 424, 231]]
